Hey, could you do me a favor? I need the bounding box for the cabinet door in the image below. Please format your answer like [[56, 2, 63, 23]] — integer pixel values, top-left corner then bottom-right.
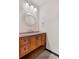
[[36, 34, 42, 47], [19, 42, 30, 58], [30, 36, 37, 51], [19, 37, 30, 58], [41, 33, 46, 46], [19, 46, 27, 58], [25, 39, 30, 54]]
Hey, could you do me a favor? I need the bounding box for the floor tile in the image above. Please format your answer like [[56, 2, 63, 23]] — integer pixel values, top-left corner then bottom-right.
[[36, 51, 58, 59]]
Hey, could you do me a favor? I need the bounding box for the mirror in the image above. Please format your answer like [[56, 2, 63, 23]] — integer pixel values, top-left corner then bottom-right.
[[24, 14, 36, 26]]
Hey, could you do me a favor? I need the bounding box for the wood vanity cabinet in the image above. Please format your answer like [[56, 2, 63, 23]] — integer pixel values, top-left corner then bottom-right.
[[19, 33, 46, 58], [19, 37, 30, 58]]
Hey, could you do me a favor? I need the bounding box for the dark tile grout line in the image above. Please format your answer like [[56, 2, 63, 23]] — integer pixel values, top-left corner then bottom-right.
[[45, 48, 59, 57]]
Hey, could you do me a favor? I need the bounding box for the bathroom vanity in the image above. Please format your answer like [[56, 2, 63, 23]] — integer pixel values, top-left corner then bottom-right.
[[19, 32, 46, 58]]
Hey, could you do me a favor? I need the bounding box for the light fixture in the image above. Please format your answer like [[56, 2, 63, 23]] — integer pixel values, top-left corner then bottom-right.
[[34, 8, 37, 12], [30, 5, 34, 10], [25, 2, 29, 8]]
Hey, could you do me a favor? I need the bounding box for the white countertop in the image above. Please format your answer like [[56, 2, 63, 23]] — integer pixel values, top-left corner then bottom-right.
[[19, 31, 46, 37]]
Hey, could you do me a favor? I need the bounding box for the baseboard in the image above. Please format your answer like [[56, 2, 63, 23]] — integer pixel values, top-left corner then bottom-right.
[[45, 48, 59, 57]]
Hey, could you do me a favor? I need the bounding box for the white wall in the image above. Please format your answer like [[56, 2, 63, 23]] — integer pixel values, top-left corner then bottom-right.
[[39, 0, 59, 54]]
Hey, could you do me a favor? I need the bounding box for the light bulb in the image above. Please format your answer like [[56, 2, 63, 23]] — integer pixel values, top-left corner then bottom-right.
[[26, 2, 29, 8], [30, 5, 34, 10], [26, 2, 29, 6], [34, 8, 37, 12]]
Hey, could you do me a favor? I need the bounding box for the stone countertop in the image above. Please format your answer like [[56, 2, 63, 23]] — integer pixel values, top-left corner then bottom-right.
[[19, 31, 46, 37]]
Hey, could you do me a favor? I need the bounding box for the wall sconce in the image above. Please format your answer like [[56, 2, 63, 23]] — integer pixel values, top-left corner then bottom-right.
[[25, 2, 29, 9], [30, 5, 34, 10], [34, 8, 37, 12], [25, 2, 38, 13]]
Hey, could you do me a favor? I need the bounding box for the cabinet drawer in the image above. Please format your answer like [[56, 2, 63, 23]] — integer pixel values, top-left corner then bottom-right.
[[19, 37, 29, 47]]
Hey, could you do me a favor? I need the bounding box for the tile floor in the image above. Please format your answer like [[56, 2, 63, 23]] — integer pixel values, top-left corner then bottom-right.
[[36, 51, 58, 59]]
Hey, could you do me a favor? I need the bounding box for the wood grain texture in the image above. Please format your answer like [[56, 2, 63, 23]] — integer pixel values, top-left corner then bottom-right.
[[19, 33, 46, 59], [20, 46, 45, 59]]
